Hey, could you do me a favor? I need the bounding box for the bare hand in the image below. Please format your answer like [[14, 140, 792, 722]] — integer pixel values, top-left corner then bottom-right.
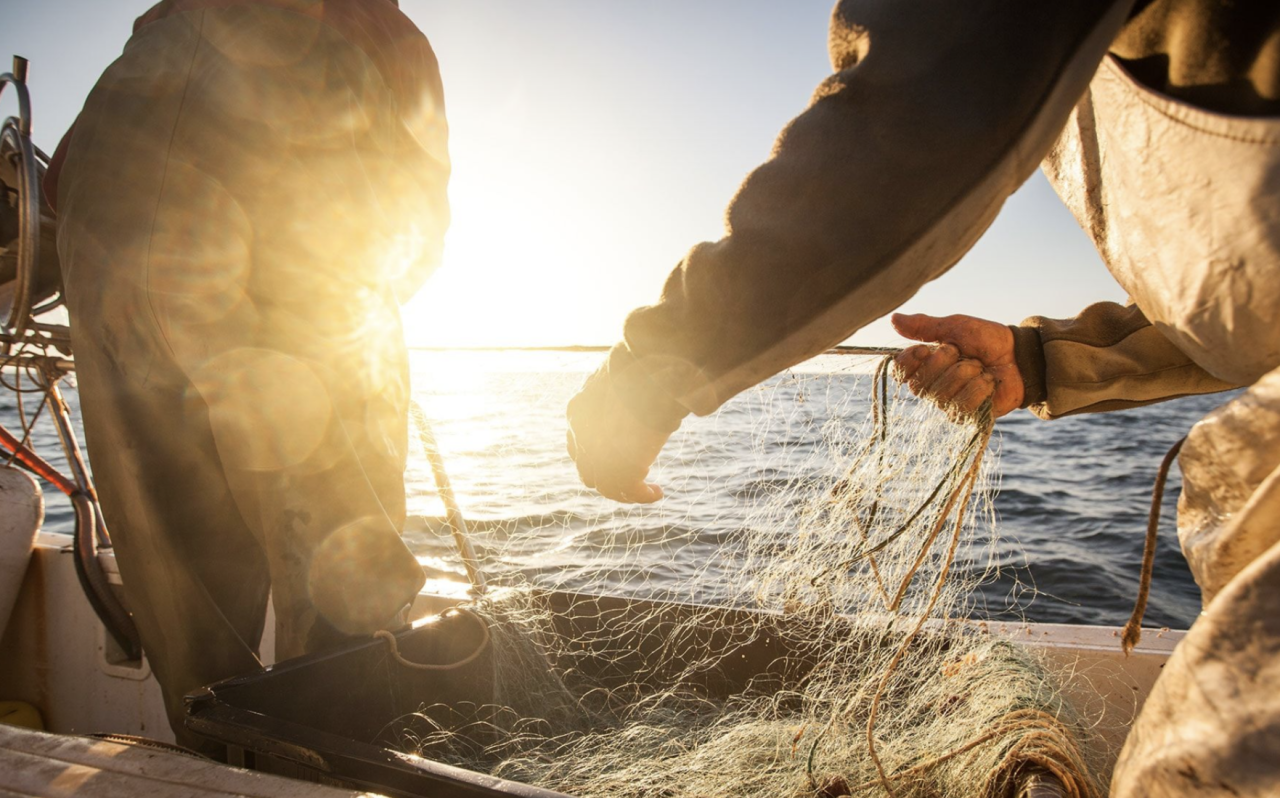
[[566, 366, 672, 504], [890, 313, 1023, 418]]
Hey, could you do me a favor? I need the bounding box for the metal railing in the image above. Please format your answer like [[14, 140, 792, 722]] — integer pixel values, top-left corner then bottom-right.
[[1, 55, 139, 659]]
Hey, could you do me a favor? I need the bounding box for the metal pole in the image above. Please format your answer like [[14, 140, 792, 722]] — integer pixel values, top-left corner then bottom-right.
[[1, 56, 40, 341], [41, 372, 108, 547]]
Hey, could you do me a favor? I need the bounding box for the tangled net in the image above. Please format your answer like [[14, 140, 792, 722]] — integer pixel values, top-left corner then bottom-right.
[[398, 356, 1104, 798]]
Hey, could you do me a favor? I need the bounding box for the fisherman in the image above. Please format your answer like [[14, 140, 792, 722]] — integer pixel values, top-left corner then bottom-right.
[[566, 1, 1279, 794], [47, 0, 448, 754]]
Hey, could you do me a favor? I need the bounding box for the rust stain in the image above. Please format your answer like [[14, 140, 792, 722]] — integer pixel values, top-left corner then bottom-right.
[[33, 551, 51, 713]]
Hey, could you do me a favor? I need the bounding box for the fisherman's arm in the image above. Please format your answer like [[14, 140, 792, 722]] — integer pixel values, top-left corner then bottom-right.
[[894, 302, 1241, 420], [568, 0, 1134, 501], [1011, 302, 1240, 418]]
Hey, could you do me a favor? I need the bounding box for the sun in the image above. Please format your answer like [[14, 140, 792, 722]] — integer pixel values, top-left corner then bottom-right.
[[400, 132, 651, 350]]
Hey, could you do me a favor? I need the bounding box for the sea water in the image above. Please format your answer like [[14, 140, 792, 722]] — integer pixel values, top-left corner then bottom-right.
[[405, 351, 1210, 629], [6, 350, 1220, 629]]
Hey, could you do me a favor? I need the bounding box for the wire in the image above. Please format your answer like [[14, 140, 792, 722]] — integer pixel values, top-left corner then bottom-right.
[[374, 607, 491, 671], [0, 419, 76, 495]]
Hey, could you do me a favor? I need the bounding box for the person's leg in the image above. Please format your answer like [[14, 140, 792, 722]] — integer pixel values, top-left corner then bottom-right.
[[112, 5, 432, 658], [55, 13, 271, 754], [205, 294, 419, 659], [60, 8, 440, 749], [194, 8, 432, 656]]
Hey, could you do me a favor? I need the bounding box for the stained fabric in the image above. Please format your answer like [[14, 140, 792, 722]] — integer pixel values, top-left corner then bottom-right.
[[1037, 62, 1280, 792], [1043, 55, 1280, 389], [1111, 371, 1280, 796], [1009, 301, 1238, 419]]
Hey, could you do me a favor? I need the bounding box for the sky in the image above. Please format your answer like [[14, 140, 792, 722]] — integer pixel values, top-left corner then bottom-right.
[[2, 0, 1125, 349]]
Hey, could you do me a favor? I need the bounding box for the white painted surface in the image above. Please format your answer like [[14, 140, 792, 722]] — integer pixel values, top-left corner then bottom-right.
[[981, 618, 1184, 759], [0, 534, 170, 741], [0, 467, 42, 642]]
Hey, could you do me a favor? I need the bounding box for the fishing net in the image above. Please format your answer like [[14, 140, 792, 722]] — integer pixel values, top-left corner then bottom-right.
[[397, 351, 1105, 798]]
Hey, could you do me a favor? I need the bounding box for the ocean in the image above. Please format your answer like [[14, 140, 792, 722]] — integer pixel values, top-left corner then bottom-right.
[[9, 350, 1221, 630]]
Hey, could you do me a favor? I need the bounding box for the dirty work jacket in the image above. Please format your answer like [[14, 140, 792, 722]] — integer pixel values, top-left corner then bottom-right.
[[586, 1, 1280, 795], [1018, 16, 1280, 796]]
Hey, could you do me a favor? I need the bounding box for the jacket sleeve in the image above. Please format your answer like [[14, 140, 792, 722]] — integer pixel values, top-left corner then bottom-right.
[[1009, 301, 1240, 420], [605, 0, 1137, 433]]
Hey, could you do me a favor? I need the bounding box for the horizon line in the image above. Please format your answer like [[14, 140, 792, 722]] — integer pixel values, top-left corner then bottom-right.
[[407, 344, 902, 356]]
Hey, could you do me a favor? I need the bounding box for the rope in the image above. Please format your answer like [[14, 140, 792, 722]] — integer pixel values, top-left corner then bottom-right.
[[1120, 435, 1185, 655], [857, 357, 894, 607], [843, 710, 1085, 796], [844, 393, 1099, 798], [410, 400, 487, 594], [812, 357, 902, 607], [864, 409, 992, 797], [805, 358, 998, 796], [87, 733, 210, 761], [375, 607, 491, 671], [840, 405, 1100, 798]]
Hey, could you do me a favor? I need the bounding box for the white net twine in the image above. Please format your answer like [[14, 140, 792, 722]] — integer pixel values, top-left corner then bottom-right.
[[397, 352, 1104, 798]]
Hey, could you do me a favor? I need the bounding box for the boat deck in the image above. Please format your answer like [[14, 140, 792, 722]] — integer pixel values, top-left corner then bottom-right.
[[0, 725, 385, 798]]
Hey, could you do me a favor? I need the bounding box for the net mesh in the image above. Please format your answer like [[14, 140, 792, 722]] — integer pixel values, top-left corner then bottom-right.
[[397, 352, 1105, 798]]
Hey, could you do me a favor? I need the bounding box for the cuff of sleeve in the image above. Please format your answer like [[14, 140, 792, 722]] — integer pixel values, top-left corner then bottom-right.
[[602, 344, 691, 435], [1009, 322, 1047, 409]]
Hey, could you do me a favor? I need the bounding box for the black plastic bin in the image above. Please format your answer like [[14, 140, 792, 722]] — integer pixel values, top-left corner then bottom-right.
[[186, 591, 808, 798]]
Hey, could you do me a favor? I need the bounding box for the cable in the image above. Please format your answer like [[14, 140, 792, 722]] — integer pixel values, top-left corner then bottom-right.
[[374, 607, 491, 671]]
